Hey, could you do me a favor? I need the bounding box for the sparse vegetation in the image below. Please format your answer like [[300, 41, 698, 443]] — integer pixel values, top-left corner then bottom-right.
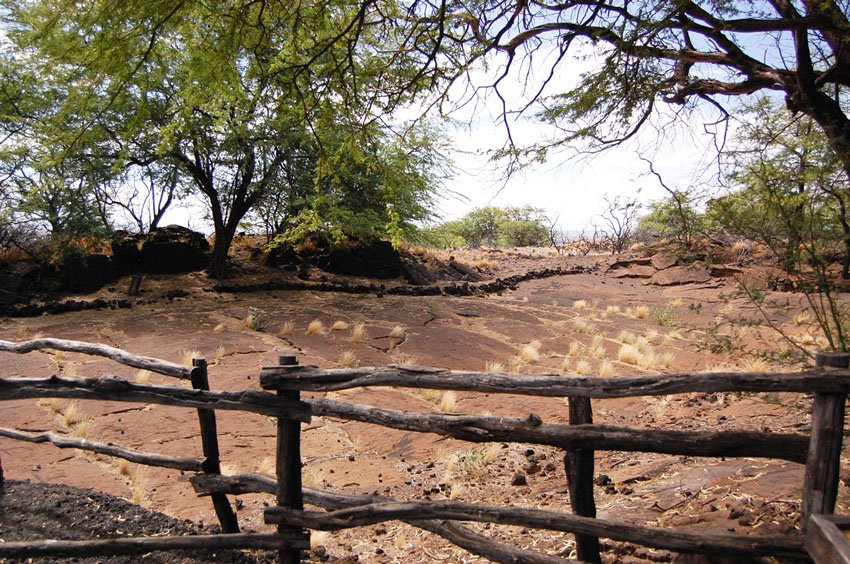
[[575, 360, 591, 375], [634, 305, 650, 319], [389, 325, 406, 338], [279, 321, 295, 336], [244, 307, 265, 331], [599, 359, 615, 377], [485, 361, 505, 373], [446, 445, 497, 479], [519, 340, 541, 364], [572, 299, 588, 310], [340, 350, 359, 368], [438, 391, 457, 413], [350, 323, 367, 343], [331, 321, 349, 331], [181, 349, 202, 367], [306, 319, 326, 335], [135, 370, 152, 384], [571, 318, 595, 334]]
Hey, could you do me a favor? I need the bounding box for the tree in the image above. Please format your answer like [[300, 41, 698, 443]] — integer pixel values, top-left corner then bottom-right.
[[0, 0, 450, 277], [599, 195, 640, 254]]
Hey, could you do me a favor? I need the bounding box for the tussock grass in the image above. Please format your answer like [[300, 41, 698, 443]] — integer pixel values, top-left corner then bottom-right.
[[306, 319, 326, 335], [671, 297, 684, 307], [520, 340, 541, 364], [794, 312, 811, 326], [634, 336, 652, 353], [181, 349, 202, 367], [588, 335, 605, 359], [634, 305, 650, 319], [606, 305, 621, 314], [421, 389, 441, 403], [599, 359, 615, 377], [447, 445, 497, 479], [330, 320, 349, 331], [571, 318, 595, 334], [63, 401, 81, 426], [214, 345, 226, 364], [559, 358, 571, 373], [339, 350, 359, 368], [117, 459, 130, 476], [135, 370, 152, 384], [350, 323, 367, 343], [572, 299, 589, 310], [659, 352, 675, 369], [638, 351, 659, 370], [279, 321, 295, 336], [567, 342, 580, 357], [37, 397, 62, 412], [438, 391, 458, 413], [389, 325, 406, 338], [129, 466, 149, 505], [485, 361, 505, 373], [618, 344, 642, 366], [255, 456, 276, 475], [71, 418, 92, 438], [507, 356, 523, 373], [575, 360, 591, 375], [617, 330, 637, 345]]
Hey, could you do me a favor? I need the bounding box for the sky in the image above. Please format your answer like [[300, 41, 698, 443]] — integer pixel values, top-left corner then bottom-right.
[[423, 46, 728, 235]]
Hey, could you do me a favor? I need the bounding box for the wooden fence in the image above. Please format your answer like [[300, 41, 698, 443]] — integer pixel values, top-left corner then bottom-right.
[[0, 338, 848, 562]]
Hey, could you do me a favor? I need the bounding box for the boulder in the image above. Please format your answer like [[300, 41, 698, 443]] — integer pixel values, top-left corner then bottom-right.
[[59, 252, 117, 294], [400, 256, 438, 285], [321, 240, 402, 279], [608, 256, 653, 270], [111, 232, 144, 274], [650, 253, 678, 270], [650, 265, 711, 286], [140, 226, 210, 274], [709, 264, 744, 278], [0, 272, 22, 306]]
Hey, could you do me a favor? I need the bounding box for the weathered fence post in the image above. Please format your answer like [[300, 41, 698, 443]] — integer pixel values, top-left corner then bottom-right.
[[276, 354, 304, 564], [191, 358, 239, 534], [564, 396, 601, 563], [802, 352, 850, 529]]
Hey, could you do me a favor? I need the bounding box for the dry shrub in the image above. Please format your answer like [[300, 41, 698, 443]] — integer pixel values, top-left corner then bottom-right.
[[571, 318, 595, 334], [572, 299, 589, 310], [599, 359, 615, 377], [507, 356, 524, 373], [575, 360, 591, 375], [559, 358, 571, 373], [589, 335, 605, 359], [634, 305, 650, 319], [279, 321, 295, 336], [63, 401, 81, 426], [485, 361, 505, 373], [617, 330, 637, 345], [618, 344, 642, 366], [567, 342, 580, 356], [181, 349, 202, 367], [520, 341, 541, 364], [389, 325, 406, 338]]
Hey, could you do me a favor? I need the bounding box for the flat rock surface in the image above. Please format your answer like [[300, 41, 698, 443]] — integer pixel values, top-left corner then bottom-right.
[[0, 249, 840, 562]]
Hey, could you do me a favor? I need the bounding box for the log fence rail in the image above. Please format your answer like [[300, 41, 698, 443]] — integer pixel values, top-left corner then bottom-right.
[[0, 338, 848, 562]]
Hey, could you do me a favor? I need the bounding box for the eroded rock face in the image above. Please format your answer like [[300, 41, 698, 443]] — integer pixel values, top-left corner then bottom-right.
[[140, 226, 210, 274], [650, 265, 711, 286], [323, 240, 402, 279]]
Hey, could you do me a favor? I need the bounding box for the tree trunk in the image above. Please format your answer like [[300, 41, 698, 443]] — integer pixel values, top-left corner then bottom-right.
[[208, 227, 236, 279]]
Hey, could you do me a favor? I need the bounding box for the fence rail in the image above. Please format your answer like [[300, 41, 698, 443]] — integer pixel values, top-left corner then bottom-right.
[[0, 339, 848, 563]]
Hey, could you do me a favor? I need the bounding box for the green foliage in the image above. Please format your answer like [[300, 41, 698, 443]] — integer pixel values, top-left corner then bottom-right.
[[415, 206, 549, 249], [638, 192, 705, 248]]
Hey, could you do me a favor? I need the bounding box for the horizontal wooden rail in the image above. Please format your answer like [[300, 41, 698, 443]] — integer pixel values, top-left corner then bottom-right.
[[0, 427, 205, 472], [260, 364, 850, 397], [191, 473, 570, 564], [0, 376, 311, 422], [265, 500, 805, 560], [0, 532, 309, 559], [306, 398, 809, 462], [0, 338, 191, 379]]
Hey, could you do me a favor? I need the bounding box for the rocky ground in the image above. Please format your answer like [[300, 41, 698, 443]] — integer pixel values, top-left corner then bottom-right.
[[0, 244, 843, 562]]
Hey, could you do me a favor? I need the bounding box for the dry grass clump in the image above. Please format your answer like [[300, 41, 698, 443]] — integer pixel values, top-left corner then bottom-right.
[[117, 459, 130, 476], [306, 319, 326, 335], [485, 361, 505, 373], [520, 340, 542, 364], [37, 397, 62, 412], [129, 466, 150, 505], [599, 359, 615, 377], [350, 323, 367, 343], [421, 389, 442, 403], [279, 321, 295, 336], [799, 333, 818, 346], [634, 335, 652, 353], [559, 358, 571, 373], [794, 312, 811, 326], [659, 352, 675, 369], [572, 299, 589, 310], [474, 259, 499, 271], [389, 325, 406, 338], [339, 350, 359, 368], [135, 370, 152, 384], [438, 391, 458, 413], [618, 344, 643, 366], [638, 351, 659, 370], [606, 305, 622, 314], [71, 418, 92, 438], [63, 400, 81, 426], [507, 356, 524, 373], [255, 456, 276, 475], [575, 360, 591, 375], [244, 307, 265, 331], [567, 342, 580, 357], [634, 305, 650, 319], [588, 335, 605, 359], [330, 320, 349, 331], [617, 330, 637, 345], [390, 352, 418, 366], [53, 350, 66, 369], [446, 445, 498, 479], [212, 323, 225, 333], [181, 349, 202, 367], [571, 318, 595, 334]]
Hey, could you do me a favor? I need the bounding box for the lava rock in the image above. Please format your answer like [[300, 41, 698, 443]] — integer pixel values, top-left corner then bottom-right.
[[140, 226, 210, 274]]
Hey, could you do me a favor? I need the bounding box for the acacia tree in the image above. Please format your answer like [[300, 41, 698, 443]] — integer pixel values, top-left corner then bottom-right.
[[1, 0, 454, 277]]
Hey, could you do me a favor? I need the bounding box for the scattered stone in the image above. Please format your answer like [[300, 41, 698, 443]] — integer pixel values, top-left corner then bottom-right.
[[510, 473, 527, 486]]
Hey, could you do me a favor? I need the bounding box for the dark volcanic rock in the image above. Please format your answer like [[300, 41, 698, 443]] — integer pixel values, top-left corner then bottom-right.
[[322, 240, 402, 279], [111, 232, 144, 274], [401, 255, 438, 285], [140, 225, 210, 274], [59, 252, 117, 294]]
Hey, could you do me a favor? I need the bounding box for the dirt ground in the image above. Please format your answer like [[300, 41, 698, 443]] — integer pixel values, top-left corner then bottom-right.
[[0, 247, 843, 562]]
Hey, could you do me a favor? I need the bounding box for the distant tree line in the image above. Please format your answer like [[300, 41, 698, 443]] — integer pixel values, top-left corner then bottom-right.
[[415, 206, 551, 249]]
